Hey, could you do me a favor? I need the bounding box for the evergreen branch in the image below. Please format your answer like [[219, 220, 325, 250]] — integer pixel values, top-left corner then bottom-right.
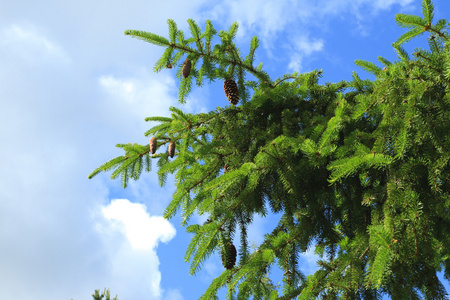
[[164, 187, 189, 219], [110, 156, 136, 180], [170, 106, 191, 123], [392, 43, 410, 61], [298, 268, 335, 299], [144, 122, 172, 137], [184, 170, 219, 221], [145, 116, 173, 123], [229, 263, 254, 288], [298, 139, 318, 157], [355, 60, 383, 76], [273, 73, 298, 88], [203, 20, 217, 45], [157, 152, 184, 174], [202, 165, 246, 192], [395, 13, 427, 29], [199, 270, 233, 300], [154, 47, 174, 72], [189, 228, 220, 275], [227, 22, 239, 40], [421, 0, 434, 25], [187, 19, 204, 54], [127, 27, 271, 83], [318, 95, 346, 151], [144, 153, 151, 172], [394, 27, 425, 47], [124, 30, 170, 47], [428, 35, 442, 54], [246, 36, 259, 66], [328, 153, 393, 184], [91, 288, 118, 300], [370, 246, 391, 288], [157, 155, 169, 186], [88, 156, 127, 179], [167, 19, 178, 43], [378, 56, 392, 67], [131, 155, 143, 180], [178, 74, 193, 103]]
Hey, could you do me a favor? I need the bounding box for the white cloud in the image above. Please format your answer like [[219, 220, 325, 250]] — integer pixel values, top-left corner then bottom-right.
[[203, 260, 222, 281], [294, 36, 325, 56], [206, 0, 413, 36], [164, 289, 184, 300], [101, 199, 176, 250], [98, 71, 208, 134], [299, 245, 320, 275], [318, 0, 413, 14], [98, 72, 176, 121], [288, 35, 324, 72], [372, 0, 414, 10], [204, 0, 413, 58], [206, 0, 304, 38], [246, 214, 267, 246], [97, 199, 176, 299], [0, 23, 70, 64]]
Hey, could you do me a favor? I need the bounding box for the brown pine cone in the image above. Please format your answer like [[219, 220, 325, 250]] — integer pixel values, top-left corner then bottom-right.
[[168, 141, 176, 158], [149, 137, 157, 154], [221, 241, 237, 270], [224, 79, 239, 105], [182, 59, 191, 78]]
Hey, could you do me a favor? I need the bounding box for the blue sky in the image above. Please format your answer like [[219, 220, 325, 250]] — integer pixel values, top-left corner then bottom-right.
[[1, 0, 449, 299]]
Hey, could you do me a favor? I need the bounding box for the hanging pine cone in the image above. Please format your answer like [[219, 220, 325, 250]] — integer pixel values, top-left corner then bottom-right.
[[182, 59, 191, 78], [149, 137, 157, 154], [168, 141, 175, 158], [224, 79, 239, 105], [221, 241, 237, 270]]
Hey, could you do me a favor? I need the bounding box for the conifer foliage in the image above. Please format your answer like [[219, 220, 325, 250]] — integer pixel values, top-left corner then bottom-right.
[[90, 288, 118, 300], [89, 1, 450, 298]]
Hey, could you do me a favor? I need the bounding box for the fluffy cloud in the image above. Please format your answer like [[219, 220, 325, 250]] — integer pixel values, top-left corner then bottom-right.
[[371, 0, 415, 10], [299, 246, 321, 275], [97, 71, 209, 138], [101, 199, 176, 251], [206, 0, 413, 43], [97, 199, 176, 299], [202, 0, 413, 73], [0, 23, 70, 65], [288, 35, 324, 72], [98, 73, 177, 132]]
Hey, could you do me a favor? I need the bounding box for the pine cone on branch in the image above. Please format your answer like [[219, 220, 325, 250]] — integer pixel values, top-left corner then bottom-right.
[[149, 137, 157, 154], [168, 141, 176, 158], [224, 79, 239, 105], [221, 241, 237, 270], [182, 59, 191, 78]]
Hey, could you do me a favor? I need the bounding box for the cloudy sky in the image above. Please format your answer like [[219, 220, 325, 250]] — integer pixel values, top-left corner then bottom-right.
[[1, 0, 449, 299]]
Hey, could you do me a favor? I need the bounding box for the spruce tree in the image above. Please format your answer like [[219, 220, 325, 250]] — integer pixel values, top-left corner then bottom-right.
[[89, 0, 450, 298]]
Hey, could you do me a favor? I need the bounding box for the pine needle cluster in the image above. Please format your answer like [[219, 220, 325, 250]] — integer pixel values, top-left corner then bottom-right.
[[89, 1, 450, 298]]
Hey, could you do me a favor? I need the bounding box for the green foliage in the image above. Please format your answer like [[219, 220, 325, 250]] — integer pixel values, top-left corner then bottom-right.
[[91, 288, 118, 300], [124, 18, 269, 104], [90, 0, 450, 298]]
